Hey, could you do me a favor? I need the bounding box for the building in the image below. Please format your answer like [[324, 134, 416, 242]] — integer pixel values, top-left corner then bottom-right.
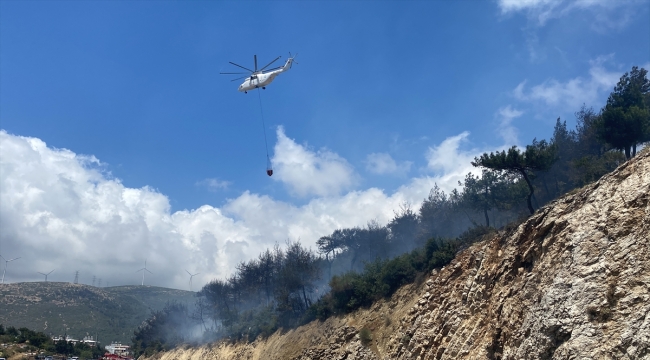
[[51, 335, 97, 347], [105, 342, 130, 357], [51, 335, 79, 345], [81, 335, 97, 347]]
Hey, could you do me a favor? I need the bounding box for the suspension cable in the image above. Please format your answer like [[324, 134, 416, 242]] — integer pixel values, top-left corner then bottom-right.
[[257, 88, 270, 163]]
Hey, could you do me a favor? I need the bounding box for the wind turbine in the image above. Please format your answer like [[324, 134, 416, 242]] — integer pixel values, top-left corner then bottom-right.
[[37, 269, 55, 282], [186, 270, 200, 291], [0, 255, 21, 284], [136, 260, 152, 286]]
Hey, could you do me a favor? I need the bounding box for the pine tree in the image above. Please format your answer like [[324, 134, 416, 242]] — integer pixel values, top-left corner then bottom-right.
[[472, 139, 557, 215], [599, 66, 650, 159]]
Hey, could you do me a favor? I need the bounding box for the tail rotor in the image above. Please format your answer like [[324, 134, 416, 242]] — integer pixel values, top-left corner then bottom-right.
[[288, 52, 299, 68]]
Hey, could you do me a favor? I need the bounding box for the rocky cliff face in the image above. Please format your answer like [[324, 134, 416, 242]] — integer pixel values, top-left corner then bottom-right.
[[148, 149, 649, 360]]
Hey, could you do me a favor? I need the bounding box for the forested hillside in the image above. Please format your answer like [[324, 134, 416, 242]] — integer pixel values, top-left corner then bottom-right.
[[132, 66, 650, 358], [144, 144, 650, 360], [0, 282, 194, 344]]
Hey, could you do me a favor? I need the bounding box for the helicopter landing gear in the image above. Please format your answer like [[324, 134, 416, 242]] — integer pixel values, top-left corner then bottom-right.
[[244, 91, 248, 94], [262, 87, 266, 90]]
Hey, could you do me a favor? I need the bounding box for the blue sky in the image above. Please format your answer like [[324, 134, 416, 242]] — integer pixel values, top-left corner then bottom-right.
[[1, 0, 649, 289]]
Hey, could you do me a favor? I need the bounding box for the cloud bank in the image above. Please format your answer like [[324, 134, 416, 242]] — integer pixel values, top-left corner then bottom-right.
[[272, 126, 357, 198], [497, 106, 524, 145], [0, 128, 493, 290], [513, 56, 622, 111], [365, 153, 412, 175], [497, 0, 643, 28], [196, 178, 231, 192]]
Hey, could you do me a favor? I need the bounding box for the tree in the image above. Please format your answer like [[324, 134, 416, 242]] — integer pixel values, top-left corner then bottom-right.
[[257, 248, 278, 304], [317, 233, 345, 280], [198, 279, 237, 331], [131, 301, 192, 357], [569, 105, 626, 186], [6, 325, 19, 336], [330, 223, 389, 272], [599, 66, 650, 159], [192, 296, 211, 332], [472, 139, 557, 215], [55, 339, 74, 356], [460, 169, 517, 227], [543, 118, 577, 199], [575, 105, 605, 157], [387, 203, 419, 254], [273, 241, 321, 328], [418, 185, 462, 241]]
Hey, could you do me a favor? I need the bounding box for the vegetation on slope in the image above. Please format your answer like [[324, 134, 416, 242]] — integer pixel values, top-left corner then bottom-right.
[[0, 324, 104, 359], [0, 282, 195, 344], [131, 66, 650, 357]]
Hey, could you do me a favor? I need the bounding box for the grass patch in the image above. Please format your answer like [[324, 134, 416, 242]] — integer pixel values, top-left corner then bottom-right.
[[359, 327, 372, 347]]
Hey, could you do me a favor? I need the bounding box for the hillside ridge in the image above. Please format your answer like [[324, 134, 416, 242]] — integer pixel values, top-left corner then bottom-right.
[[0, 282, 195, 344], [146, 148, 649, 359]]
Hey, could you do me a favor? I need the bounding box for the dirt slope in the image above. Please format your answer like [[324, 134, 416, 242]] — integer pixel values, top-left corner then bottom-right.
[[147, 148, 649, 359]]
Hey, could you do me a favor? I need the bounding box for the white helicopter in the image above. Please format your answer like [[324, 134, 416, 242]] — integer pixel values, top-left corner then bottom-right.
[[220, 53, 296, 93]]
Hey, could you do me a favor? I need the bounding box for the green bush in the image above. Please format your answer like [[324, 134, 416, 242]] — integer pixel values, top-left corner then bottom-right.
[[428, 241, 457, 270], [313, 236, 461, 317], [228, 305, 279, 341], [329, 272, 372, 312], [6, 326, 18, 336], [379, 254, 416, 295], [359, 327, 372, 347]]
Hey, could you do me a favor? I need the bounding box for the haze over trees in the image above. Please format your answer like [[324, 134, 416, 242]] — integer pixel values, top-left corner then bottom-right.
[[132, 66, 647, 356]]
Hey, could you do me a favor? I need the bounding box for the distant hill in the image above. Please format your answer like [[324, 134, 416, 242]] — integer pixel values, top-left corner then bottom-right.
[[0, 282, 195, 344]]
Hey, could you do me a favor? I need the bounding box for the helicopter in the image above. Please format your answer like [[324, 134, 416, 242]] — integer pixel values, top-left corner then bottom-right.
[[220, 53, 296, 93]]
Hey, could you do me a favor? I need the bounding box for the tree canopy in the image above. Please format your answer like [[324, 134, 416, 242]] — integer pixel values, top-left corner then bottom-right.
[[599, 66, 650, 159], [472, 139, 557, 214], [460, 169, 525, 227]]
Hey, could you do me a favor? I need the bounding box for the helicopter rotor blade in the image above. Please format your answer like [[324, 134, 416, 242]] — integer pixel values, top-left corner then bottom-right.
[[254, 55, 258, 72], [231, 75, 248, 82], [220, 72, 249, 75], [259, 56, 281, 71], [229, 62, 254, 73]]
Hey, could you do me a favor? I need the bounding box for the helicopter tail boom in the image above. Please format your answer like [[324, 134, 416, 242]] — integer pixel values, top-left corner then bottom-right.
[[279, 57, 295, 73]]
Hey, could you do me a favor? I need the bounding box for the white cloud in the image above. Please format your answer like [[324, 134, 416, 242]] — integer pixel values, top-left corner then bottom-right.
[[499, 0, 563, 24], [365, 153, 412, 175], [497, 106, 523, 145], [425, 132, 483, 189], [0, 129, 503, 290], [196, 178, 231, 192], [513, 55, 621, 111], [271, 126, 357, 198], [497, 0, 643, 28], [427, 132, 472, 174]]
